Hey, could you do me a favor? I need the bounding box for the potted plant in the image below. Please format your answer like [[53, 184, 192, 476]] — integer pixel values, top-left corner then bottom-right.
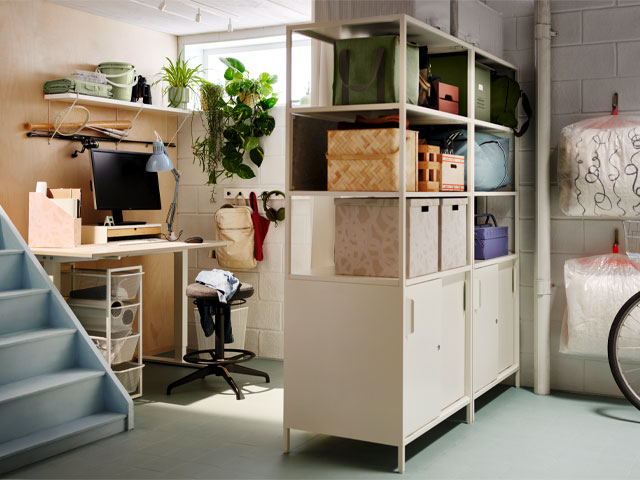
[[192, 57, 278, 191], [154, 51, 202, 109]]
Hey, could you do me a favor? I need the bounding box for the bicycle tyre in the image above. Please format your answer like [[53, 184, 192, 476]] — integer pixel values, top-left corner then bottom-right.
[[608, 290, 640, 411]]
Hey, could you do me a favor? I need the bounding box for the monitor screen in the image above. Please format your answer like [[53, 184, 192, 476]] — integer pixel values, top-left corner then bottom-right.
[[90, 149, 161, 221]]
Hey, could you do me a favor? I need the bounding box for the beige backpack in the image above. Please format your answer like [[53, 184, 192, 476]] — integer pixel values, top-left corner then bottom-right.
[[214, 198, 257, 270]]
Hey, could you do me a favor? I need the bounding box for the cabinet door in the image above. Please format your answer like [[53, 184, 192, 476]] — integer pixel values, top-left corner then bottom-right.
[[404, 280, 442, 434], [473, 265, 499, 394], [440, 274, 466, 410], [497, 262, 516, 373]]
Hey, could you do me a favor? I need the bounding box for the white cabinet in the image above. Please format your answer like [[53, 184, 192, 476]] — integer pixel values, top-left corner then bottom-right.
[[498, 263, 516, 373], [404, 274, 466, 435], [473, 262, 516, 394]]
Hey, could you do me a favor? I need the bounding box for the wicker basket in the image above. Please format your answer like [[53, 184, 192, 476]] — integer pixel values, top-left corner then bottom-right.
[[326, 128, 418, 192]]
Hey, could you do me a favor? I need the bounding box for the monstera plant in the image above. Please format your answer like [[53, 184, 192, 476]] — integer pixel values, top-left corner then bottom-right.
[[192, 57, 278, 190]]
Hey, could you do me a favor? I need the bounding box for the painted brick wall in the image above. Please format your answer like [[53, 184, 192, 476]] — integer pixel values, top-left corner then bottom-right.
[[176, 107, 286, 359], [489, 0, 640, 395]]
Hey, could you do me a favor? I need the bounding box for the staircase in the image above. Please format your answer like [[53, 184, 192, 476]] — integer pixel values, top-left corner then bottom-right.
[[0, 206, 132, 474]]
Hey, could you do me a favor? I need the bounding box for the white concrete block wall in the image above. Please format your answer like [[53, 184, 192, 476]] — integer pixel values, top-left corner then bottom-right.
[[177, 106, 287, 359], [489, 0, 640, 395]]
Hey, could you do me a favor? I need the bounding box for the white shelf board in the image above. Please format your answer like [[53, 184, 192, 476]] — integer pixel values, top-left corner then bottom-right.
[[288, 14, 470, 53], [475, 48, 518, 72], [289, 190, 399, 198], [289, 103, 470, 126], [473, 254, 518, 269], [404, 395, 471, 444], [474, 364, 520, 399], [288, 266, 399, 287], [474, 119, 513, 134], [406, 265, 471, 286], [474, 191, 517, 197], [45, 93, 192, 116], [407, 192, 471, 198]]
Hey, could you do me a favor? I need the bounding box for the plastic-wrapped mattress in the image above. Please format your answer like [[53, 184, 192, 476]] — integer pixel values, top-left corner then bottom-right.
[[558, 115, 640, 217], [561, 254, 640, 357]]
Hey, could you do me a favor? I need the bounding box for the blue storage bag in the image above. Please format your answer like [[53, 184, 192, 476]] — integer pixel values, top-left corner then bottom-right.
[[430, 130, 510, 191]]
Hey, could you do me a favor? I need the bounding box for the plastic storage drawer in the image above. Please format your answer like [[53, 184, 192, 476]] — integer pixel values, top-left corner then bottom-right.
[[474, 214, 508, 260]]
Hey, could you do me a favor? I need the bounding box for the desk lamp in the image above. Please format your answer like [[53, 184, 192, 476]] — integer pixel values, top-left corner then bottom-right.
[[146, 132, 181, 241]]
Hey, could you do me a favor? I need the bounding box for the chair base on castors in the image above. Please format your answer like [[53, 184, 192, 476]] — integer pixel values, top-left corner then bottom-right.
[[166, 348, 270, 399]]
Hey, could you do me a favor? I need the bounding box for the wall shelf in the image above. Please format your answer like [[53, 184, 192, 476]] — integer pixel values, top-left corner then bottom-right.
[[44, 93, 193, 116]]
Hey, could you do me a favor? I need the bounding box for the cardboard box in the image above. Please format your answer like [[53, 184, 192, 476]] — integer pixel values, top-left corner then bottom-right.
[[28, 192, 81, 248], [434, 81, 459, 115]]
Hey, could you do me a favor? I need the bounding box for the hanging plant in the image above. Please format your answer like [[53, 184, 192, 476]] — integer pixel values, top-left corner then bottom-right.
[[153, 51, 203, 108], [192, 57, 278, 190]]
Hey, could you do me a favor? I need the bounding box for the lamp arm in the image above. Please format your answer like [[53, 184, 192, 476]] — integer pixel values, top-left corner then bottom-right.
[[167, 168, 180, 239]]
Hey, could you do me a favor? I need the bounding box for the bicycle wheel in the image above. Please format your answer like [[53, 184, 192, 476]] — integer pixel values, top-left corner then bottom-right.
[[608, 290, 640, 410]]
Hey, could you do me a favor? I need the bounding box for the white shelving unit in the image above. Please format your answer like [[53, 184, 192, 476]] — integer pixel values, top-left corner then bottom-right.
[[63, 266, 145, 399], [283, 14, 520, 473]]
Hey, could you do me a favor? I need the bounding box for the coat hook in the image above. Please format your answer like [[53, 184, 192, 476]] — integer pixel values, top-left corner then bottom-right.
[[612, 92, 619, 115]]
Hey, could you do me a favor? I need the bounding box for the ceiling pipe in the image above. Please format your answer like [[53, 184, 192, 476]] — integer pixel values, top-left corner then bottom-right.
[[450, 0, 459, 37], [534, 0, 552, 395]]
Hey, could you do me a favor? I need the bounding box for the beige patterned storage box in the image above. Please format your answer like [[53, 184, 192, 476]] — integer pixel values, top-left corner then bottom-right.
[[440, 198, 467, 270], [407, 199, 440, 278], [327, 128, 418, 192], [334, 198, 440, 278]]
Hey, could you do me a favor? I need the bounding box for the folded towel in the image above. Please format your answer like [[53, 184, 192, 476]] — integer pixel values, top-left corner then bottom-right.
[[44, 78, 113, 98]]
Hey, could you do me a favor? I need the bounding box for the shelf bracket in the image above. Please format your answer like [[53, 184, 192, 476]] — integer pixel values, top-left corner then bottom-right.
[[118, 102, 145, 146], [48, 93, 79, 145], [167, 113, 191, 146]]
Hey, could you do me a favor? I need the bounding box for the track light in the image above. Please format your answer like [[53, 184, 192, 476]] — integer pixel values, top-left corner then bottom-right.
[[195, 7, 201, 22], [158, 0, 166, 11], [228, 17, 233, 32]]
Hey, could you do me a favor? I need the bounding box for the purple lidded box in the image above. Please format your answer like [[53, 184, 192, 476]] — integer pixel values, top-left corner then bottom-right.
[[475, 214, 508, 260]]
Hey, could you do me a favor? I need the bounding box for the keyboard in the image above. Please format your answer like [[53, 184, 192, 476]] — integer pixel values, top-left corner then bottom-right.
[[113, 238, 167, 246]]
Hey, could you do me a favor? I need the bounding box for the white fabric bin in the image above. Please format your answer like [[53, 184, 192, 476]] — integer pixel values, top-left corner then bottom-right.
[[440, 198, 467, 270], [407, 199, 440, 278]]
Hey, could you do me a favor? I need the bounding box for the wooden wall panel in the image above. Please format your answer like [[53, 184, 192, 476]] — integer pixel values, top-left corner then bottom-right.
[[0, 1, 179, 355]]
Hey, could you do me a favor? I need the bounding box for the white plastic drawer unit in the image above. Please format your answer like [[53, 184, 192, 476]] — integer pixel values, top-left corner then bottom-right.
[[439, 197, 468, 270]]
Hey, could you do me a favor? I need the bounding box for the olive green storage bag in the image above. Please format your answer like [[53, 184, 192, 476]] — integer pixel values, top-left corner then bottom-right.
[[490, 75, 532, 137], [333, 35, 419, 105]]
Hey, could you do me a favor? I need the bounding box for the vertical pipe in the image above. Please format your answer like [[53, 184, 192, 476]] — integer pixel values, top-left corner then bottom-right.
[[534, 0, 552, 395], [450, 0, 459, 38]]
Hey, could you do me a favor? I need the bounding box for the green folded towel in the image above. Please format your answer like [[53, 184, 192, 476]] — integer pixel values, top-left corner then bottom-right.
[[44, 78, 113, 98]]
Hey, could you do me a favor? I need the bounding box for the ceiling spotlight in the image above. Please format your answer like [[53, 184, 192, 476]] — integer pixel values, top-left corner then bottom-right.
[[158, 0, 166, 11], [195, 7, 201, 22], [228, 17, 233, 32]]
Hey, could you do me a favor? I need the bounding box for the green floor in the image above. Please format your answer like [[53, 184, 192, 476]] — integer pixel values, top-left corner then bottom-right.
[[5, 359, 640, 479]]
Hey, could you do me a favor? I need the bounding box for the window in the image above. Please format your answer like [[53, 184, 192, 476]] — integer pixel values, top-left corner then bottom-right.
[[187, 35, 311, 106]]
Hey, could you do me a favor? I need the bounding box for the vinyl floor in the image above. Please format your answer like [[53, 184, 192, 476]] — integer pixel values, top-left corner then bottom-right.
[[6, 359, 640, 479]]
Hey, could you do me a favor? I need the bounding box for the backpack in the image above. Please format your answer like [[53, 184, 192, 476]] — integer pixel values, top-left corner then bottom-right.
[[214, 198, 257, 270], [429, 130, 510, 191], [490, 75, 532, 137]]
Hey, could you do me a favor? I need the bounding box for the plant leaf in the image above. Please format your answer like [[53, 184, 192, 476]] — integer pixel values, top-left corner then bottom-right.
[[243, 136, 259, 151], [236, 164, 256, 179], [220, 57, 245, 73], [224, 67, 235, 81], [267, 74, 278, 84], [249, 146, 264, 167], [259, 72, 270, 83], [266, 96, 278, 109], [232, 103, 253, 122]]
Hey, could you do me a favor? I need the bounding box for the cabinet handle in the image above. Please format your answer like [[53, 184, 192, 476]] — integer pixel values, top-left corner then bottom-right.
[[437, 344, 441, 351], [408, 298, 415, 335], [495, 318, 498, 324]]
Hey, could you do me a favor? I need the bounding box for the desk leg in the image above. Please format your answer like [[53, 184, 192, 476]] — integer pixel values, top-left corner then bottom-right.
[[174, 250, 188, 361], [42, 259, 62, 290]]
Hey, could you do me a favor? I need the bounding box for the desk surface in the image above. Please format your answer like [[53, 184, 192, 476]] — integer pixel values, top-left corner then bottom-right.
[[32, 239, 226, 260]]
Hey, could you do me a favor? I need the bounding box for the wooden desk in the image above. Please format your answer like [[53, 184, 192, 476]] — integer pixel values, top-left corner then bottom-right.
[[32, 240, 227, 365]]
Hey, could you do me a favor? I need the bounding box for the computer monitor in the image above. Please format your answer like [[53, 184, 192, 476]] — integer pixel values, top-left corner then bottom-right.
[[90, 148, 162, 225]]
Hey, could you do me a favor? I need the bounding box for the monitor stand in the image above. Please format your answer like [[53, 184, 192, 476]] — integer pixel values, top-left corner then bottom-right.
[[111, 210, 146, 226]]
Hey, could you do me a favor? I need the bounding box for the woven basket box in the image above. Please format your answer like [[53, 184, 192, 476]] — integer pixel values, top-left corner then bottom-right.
[[326, 128, 418, 192]]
